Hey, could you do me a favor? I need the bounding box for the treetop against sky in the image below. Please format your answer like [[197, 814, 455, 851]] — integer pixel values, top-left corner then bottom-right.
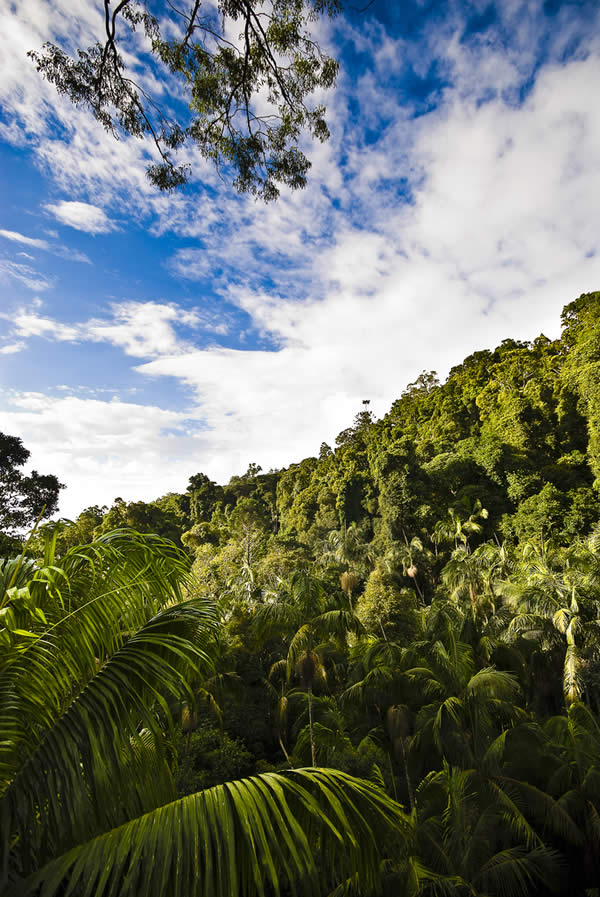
[[1, 0, 600, 518]]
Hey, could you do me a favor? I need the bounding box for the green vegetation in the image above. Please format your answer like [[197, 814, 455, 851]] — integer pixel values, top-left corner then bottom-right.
[[0, 531, 403, 896], [4, 291, 600, 895]]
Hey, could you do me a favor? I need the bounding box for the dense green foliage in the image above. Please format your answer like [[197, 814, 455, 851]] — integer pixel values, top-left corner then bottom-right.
[[4, 292, 600, 895], [43, 293, 600, 560], [0, 531, 403, 896]]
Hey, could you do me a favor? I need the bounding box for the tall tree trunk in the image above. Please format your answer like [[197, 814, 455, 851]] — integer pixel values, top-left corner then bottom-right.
[[279, 734, 292, 765], [387, 752, 398, 802], [307, 683, 316, 766], [399, 737, 414, 812]]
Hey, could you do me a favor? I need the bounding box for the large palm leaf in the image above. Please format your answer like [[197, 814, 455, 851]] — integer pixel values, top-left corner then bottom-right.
[[1, 601, 217, 877], [19, 768, 409, 897], [0, 532, 212, 793], [0, 532, 217, 888]]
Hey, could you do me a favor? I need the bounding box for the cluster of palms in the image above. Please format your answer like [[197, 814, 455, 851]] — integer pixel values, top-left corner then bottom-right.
[[248, 517, 600, 896], [4, 516, 600, 897]]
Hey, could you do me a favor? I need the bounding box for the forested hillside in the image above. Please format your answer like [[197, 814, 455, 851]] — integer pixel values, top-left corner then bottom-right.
[[49, 292, 600, 560], [3, 292, 600, 896]]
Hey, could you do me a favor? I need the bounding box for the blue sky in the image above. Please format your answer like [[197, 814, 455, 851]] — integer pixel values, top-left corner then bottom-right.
[[1, 0, 600, 518]]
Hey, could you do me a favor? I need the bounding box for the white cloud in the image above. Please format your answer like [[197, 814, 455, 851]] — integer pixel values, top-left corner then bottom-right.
[[3, 300, 209, 358], [168, 248, 214, 282], [10, 310, 80, 341], [0, 227, 91, 264], [0, 342, 25, 355], [0, 260, 52, 291], [44, 200, 116, 234], [85, 301, 201, 357], [0, 229, 49, 249], [0, 392, 201, 518], [53, 245, 92, 264]]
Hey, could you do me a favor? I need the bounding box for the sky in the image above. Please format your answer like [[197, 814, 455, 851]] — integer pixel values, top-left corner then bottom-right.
[[1, 0, 600, 519]]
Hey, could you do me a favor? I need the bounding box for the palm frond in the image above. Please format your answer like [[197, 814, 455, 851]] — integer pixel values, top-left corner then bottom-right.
[[340, 667, 395, 707], [466, 667, 520, 700], [1, 531, 197, 723], [294, 723, 353, 765], [287, 624, 315, 676], [269, 658, 288, 683], [56, 529, 192, 613], [1, 599, 217, 881], [20, 769, 409, 897], [313, 609, 364, 640], [492, 775, 583, 846], [474, 845, 562, 897], [480, 731, 508, 776], [255, 601, 303, 636], [0, 557, 39, 596]]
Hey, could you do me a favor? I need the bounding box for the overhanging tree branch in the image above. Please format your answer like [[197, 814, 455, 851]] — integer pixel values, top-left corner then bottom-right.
[[28, 0, 341, 199]]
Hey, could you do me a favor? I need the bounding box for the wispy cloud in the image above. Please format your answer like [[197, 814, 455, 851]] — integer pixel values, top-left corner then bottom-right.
[[0, 229, 49, 249], [0, 342, 25, 355], [3, 300, 215, 358], [0, 260, 52, 291], [53, 245, 92, 264], [10, 310, 80, 341], [0, 227, 91, 263], [85, 301, 201, 357], [44, 200, 117, 234]]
